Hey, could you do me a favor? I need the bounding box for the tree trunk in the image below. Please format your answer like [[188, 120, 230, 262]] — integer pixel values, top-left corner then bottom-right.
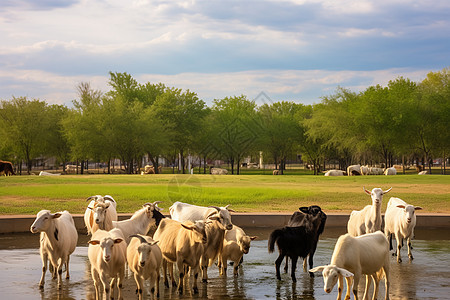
[[80, 160, 84, 174], [230, 158, 234, 175]]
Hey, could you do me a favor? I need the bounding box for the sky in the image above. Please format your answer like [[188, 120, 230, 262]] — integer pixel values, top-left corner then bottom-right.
[[1, 0, 449, 107]]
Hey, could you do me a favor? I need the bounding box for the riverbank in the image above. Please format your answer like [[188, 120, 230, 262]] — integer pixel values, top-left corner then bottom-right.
[[1, 212, 449, 234]]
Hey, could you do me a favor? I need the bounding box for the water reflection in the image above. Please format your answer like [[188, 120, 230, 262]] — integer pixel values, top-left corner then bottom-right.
[[0, 228, 449, 299]]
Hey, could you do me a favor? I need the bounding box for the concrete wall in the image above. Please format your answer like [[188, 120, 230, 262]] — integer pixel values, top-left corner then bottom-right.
[[1, 213, 449, 234]]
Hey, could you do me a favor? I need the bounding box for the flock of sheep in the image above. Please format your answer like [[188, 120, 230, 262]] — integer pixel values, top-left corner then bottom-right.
[[324, 164, 428, 176], [29, 188, 422, 300]]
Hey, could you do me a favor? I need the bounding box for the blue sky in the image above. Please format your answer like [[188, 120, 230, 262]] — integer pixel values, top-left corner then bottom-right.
[[1, 0, 449, 106]]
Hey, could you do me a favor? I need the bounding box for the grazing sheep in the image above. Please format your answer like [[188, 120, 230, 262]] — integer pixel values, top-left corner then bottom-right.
[[360, 165, 370, 175], [273, 169, 280, 175], [284, 205, 327, 275], [418, 170, 428, 175], [84, 195, 118, 235], [347, 187, 392, 236], [112, 201, 164, 244], [210, 167, 228, 175], [368, 167, 384, 175], [310, 231, 390, 300], [384, 197, 422, 263], [218, 225, 256, 276], [30, 210, 78, 289], [347, 164, 361, 176], [127, 234, 162, 299], [88, 228, 127, 300], [384, 167, 397, 175], [324, 170, 346, 176], [153, 218, 208, 294], [0, 160, 15, 176]]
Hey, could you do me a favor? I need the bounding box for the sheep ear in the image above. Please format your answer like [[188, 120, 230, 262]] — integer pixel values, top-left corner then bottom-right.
[[88, 240, 100, 245], [363, 187, 371, 195], [250, 236, 257, 241], [209, 215, 220, 221], [151, 240, 159, 246], [397, 205, 406, 209], [53, 213, 62, 219], [225, 205, 236, 212], [336, 267, 354, 278], [309, 266, 326, 273], [299, 207, 309, 213], [181, 223, 194, 231], [114, 238, 123, 244], [414, 206, 423, 211]]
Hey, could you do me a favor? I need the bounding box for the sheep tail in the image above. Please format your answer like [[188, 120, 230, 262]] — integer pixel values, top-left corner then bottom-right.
[[268, 229, 282, 253]]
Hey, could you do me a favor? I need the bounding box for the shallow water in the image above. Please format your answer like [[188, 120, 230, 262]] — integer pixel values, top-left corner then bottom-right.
[[0, 228, 449, 299]]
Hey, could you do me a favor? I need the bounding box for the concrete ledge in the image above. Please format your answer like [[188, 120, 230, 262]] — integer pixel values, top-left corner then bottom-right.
[[0, 213, 449, 234]]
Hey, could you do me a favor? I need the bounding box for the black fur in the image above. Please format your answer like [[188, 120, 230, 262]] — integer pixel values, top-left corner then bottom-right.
[[54, 227, 59, 241], [152, 209, 165, 226]]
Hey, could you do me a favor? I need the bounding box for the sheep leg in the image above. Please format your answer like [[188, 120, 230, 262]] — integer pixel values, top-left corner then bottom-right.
[[352, 274, 360, 300], [65, 255, 70, 279], [39, 251, 48, 288], [275, 252, 286, 281], [56, 259, 64, 289], [233, 257, 240, 277], [91, 267, 101, 300], [395, 233, 402, 263], [308, 250, 316, 277], [192, 265, 200, 294], [176, 259, 185, 294], [284, 257, 289, 273], [117, 266, 124, 300], [362, 275, 371, 300], [201, 256, 208, 283], [407, 237, 413, 260], [344, 276, 352, 300], [154, 270, 160, 298], [372, 274, 380, 300], [383, 265, 390, 300], [110, 277, 117, 300], [303, 256, 308, 272], [134, 273, 143, 300], [290, 256, 298, 283], [100, 272, 110, 300], [337, 275, 344, 300]]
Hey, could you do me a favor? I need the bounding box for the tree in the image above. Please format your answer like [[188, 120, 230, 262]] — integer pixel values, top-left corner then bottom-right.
[[211, 95, 261, 174], [259, 101, 302, 174], [45, 104, 71, 171], [0, 97, 50, 174]]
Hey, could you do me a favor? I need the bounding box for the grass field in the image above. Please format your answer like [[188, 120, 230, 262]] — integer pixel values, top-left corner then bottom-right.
[[0, 174, 449, 215]]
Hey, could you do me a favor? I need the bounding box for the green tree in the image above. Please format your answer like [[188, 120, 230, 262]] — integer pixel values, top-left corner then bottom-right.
[[45, 104, 71, 171]]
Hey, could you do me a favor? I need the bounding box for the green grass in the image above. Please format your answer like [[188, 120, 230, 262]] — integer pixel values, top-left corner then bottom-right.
[[0, 173, 449, 215]]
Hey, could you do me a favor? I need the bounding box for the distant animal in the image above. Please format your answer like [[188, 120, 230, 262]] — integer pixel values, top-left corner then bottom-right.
[[30, 210, 78, 289], [284, 205, 327, 275], [88, 228, 127, 300], [127, 234, 162, 299], [210, 167, 228, 175], [418, 170, 428, 175], [218, 225, 256, 276], [368, 167, 384, 175], [347, 164, 361, 176], [360, 165, 369, 175], [273, 169, 280, 175], [384, 167, 397, 175], [415, 165, 424, 173], [384, 197, 422, 263], [310, 231, 390, 300], [347, 187, 392, 236], [0, 160, 15, 176], [324, 170, 346, 176]]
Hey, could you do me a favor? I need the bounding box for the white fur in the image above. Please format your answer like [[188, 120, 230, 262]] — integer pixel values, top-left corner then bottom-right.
[[347, 164, 361, 176], [30, 210, 78, 289], [324, 170, 346, 176], [347, 187, 392, 236], [84, 195, 118, 235], [384, 197, 422, 263], [384, 167, 397, 175], [310, 231, 390, 300]]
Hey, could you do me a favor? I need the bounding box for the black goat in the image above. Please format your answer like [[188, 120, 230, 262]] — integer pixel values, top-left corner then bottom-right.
[[282, 205, 327, 276], [268, 225, 316, 282]]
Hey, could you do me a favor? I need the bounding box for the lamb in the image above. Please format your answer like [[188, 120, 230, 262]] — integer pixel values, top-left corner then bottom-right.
[[84, 195, 117, 235], [268, 224, 318, 282], [384, 167, 397, 175], [310, 231, 390, 300], [127, 234, 162, 299], [347, 164, 361, 176], [30, 210, 78, 289], [347, 187, 392, 236], [384, 197, 422, 263], [218, 225, 256, 276], [153, 218, 208, 294], [112, 201, 164, 244], [88, 228, 127, 300]]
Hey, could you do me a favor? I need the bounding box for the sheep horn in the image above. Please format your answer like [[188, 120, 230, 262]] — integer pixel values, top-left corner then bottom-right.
[[208, 206, 221, 212], [86, 196, 97, 202], [129, 234, 149, 244], [103, 196, 115, 203]]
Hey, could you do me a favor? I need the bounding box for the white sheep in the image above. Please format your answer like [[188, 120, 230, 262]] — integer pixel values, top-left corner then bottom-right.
[[310, 231, 390, 300], [88, 228, 127, 300], [84, 195, 118, 235], [347, 164, 361, 176], [347, 187, 392, 236], [210, 167, 228, 175], [112, 202, 162, 244], [324, 170, 346, 176], [384, 197, 422, 263], [218, 225, 256, 276], [127, 234, 162, 299], [30, 210, 78, 289], [368, 167, 384, 175], [384, 167, 397, 175], [360, 165, 370, 175]]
